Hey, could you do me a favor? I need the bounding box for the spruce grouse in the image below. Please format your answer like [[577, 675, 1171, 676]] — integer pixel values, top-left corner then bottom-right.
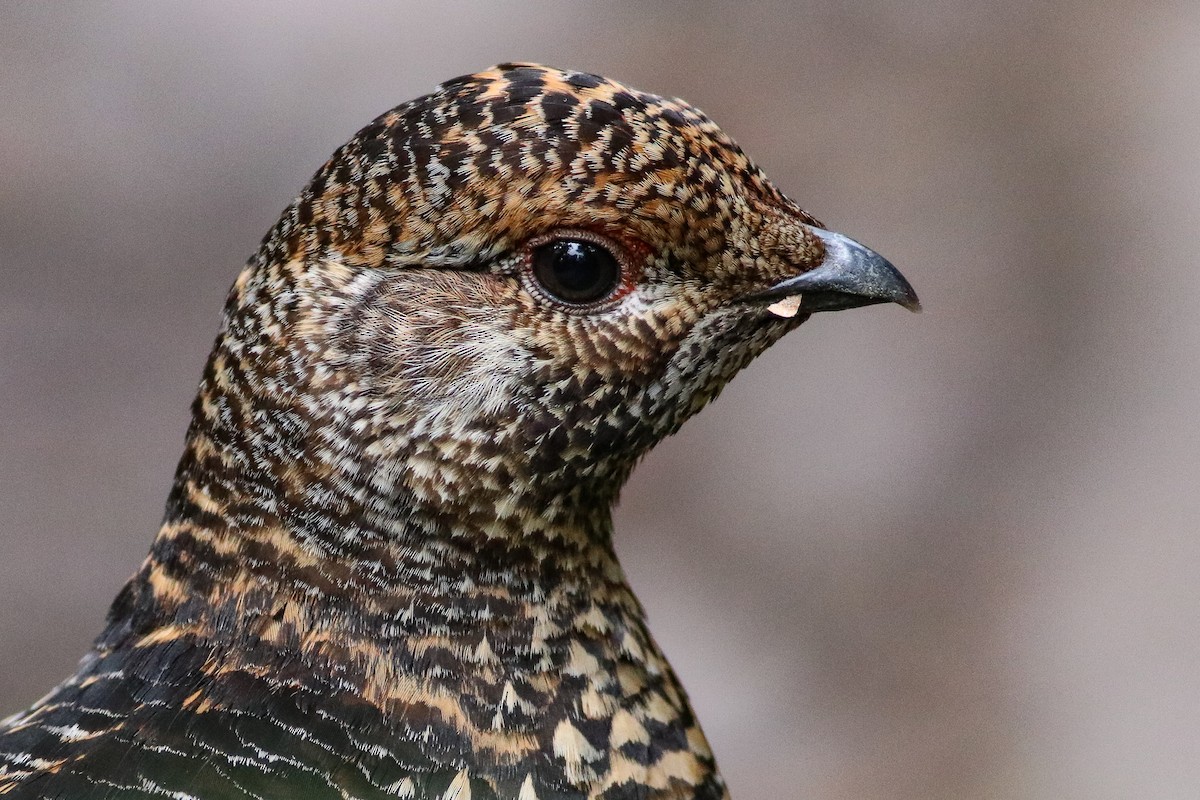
[[0, 63, 918, 799]]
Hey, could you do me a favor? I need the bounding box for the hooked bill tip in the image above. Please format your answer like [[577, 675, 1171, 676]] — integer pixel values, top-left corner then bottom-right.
[[751, 228, 921, 315]]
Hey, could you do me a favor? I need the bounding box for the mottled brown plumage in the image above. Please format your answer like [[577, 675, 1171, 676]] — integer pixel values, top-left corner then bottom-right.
[[0, 63, 917, 799]]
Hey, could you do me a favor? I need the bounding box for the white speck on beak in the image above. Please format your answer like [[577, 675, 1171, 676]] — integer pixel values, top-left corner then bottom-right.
[[766, 295, 802, 318]]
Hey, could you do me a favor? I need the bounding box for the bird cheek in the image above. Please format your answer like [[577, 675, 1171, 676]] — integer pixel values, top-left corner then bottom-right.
[[381, 327, 535, 427], [525, 304, 682, 392]]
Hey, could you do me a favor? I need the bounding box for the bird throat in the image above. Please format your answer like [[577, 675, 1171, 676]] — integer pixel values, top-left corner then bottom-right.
[[85, 334, 725, 796]]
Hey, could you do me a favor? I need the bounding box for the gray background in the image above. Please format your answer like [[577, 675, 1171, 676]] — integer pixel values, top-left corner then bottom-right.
[[2, 3, 1198, 798]]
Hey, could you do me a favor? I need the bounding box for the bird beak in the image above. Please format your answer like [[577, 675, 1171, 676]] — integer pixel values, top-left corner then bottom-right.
[[746, 228, 921, 315]]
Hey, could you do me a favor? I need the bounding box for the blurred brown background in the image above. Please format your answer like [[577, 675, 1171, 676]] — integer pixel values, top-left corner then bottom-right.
[[2, 2, 1198, 798]]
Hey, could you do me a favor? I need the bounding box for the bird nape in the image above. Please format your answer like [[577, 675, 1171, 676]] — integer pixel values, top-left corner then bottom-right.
[[0, 63, 917, 799]]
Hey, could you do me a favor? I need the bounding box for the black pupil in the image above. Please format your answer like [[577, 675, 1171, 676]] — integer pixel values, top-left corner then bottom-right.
[[532, 239, 620, 304]]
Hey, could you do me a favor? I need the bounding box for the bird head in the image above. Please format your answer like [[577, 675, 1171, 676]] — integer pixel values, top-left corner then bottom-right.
[[77, 65, 920, 795], [215, 63, 918, 529]]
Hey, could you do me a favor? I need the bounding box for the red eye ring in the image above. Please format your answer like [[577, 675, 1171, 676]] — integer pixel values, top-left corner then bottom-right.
[[522, 229, 639, 313]]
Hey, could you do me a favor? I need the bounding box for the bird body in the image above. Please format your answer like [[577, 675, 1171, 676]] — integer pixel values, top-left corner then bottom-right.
[[0, 64, 917, 799]]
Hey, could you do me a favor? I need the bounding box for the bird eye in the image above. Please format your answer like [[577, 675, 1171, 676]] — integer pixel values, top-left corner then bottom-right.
[[528, 235, 624, 307]]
